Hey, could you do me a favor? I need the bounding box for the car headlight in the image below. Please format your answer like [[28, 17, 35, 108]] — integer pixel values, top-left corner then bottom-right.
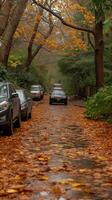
[[0, 101, 9, 112]]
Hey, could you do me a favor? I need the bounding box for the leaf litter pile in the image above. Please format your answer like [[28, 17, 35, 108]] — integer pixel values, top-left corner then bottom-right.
[[0, 97, 112, 200]]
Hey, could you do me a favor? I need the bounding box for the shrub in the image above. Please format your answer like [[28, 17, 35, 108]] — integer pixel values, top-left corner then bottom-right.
[[0, 65, 10, 81], [0, 65, 42, 90], [85, 86, 112, 120]]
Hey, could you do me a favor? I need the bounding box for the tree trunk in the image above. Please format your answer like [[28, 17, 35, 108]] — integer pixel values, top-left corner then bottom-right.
[[23, 56, 33, 72], [23, 44, 42, 72], [0, 0, 28, 66], [94, 12, 104, 89], [23, 12, 53, 72], [0, 0, 13, 36]]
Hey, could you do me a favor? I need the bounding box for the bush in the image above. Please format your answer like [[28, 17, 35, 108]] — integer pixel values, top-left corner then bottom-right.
[[0, 65, 42, 90], [85, 86, 112, 120], [0, 65, 10, 81]]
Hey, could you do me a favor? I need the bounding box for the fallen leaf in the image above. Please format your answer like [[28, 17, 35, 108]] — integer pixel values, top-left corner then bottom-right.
[[52, 185, 62, 196], [6, 189, 18, 194], [38, 175, 49, 181]]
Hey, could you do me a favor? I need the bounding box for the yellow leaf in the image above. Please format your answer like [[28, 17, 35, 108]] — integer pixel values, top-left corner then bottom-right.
[[70, 183, 83, 188], [14, 175, 21, 180], [38, 176, 49, 181], [59, 178, 74, 185], [6, 189, 18, 194]]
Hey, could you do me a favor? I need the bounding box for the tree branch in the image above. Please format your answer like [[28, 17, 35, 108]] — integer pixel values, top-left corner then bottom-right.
[[32, 0, 95, 35]]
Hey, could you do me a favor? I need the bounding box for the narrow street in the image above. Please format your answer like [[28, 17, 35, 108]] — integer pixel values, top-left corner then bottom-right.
[[0, 96, 112, 200]]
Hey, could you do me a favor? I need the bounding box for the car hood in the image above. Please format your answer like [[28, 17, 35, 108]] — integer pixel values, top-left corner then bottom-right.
[[0, 96, 7, 103], [31, 91, 40, 93]]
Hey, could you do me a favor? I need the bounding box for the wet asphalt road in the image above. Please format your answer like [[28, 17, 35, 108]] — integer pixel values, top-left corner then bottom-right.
[[0, 97, 112, 200]]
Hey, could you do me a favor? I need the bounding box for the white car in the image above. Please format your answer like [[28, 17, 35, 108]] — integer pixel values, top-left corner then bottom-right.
[[30, 85, 44, 100]]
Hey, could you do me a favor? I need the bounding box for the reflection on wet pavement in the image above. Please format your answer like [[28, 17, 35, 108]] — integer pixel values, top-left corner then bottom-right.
[[0, 99, 112, 199]]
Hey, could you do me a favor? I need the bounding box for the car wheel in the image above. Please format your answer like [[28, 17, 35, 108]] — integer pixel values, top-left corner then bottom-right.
[[64, 100, 68, 105], [49, 100, 52, 105], [4, 117, 13, 136], [24, 111, 29, 121], [15, 111, 21, 128], [29, 111, 32, 119]]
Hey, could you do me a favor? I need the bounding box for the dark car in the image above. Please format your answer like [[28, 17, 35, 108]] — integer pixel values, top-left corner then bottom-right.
[[0, 82, 21, 135], [49, 90, 68, 105], [30, 85, 44, 100], [16, 89, 32, 121]]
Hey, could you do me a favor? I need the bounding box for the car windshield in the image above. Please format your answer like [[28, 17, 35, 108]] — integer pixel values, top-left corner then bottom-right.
[[0, 83, 8, 98], [52, 90, 65, 96], [16, 90, 25, 103], [31, 86, 40, 91]]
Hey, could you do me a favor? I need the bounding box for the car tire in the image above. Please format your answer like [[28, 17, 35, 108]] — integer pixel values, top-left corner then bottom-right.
[[24, 111, 29, 121], [29, 111, 32, 119], [64, 100, 68, 105], [15, 110, 21, 128], [49, 100, 52, 105], [4, 117, 13, 136]]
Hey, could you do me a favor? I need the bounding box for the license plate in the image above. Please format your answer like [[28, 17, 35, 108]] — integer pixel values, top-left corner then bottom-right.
[[56, 98, 60, 101]]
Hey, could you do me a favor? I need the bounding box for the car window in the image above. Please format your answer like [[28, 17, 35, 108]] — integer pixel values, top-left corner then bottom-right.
[[52, 90, 65, 96], [0, 84, 8, 98], [31, 86, 41, 91], [16, 90, 26, 103]]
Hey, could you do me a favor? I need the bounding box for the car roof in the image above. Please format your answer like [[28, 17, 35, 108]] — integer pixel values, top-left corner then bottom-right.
[[31, 85, 41, 87], [0, 82, 10, 85], [16, 89, 25, 92], [53, 83, 62, 85]]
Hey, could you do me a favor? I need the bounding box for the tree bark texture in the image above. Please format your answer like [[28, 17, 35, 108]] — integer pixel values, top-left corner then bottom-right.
[[94, 12, 104, 89], [0, 0, 28, 66], [0, 0, 13, 36]]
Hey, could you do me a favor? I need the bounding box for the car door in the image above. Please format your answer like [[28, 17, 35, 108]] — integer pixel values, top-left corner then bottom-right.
[[9, 84, 19, 120], [25, 91, 32, 114]]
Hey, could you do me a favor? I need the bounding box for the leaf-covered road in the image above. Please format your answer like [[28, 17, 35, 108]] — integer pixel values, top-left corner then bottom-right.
[[0, 97, 112, 200]]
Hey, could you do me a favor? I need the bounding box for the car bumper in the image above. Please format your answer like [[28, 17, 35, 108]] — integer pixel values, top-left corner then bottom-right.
[[0, 109, 10, 128], [31, 94, 41, 99], [50, 98, 67, 104]]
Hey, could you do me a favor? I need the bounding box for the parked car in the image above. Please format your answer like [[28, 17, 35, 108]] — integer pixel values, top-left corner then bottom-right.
[[50, 83, 63, 94], [16, 89, 32, 121], [53, 83, 63, 88], [0, 82, 21, 135], [49, 90, 68, 105], [30, 85, 44, 100]]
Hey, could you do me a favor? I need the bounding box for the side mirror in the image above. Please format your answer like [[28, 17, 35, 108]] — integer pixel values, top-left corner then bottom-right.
[[11, 92, 18, 98], [27, 97, 31, 101]]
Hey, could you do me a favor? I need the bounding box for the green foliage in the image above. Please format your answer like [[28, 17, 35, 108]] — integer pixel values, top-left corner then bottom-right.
[[85, 86, 112, 120], [58, 50, 96, 94], [8, 54, 23, 68], [0, 52, 47, 90], [0, 65, 9, 81], [104, 18, 112, 33], [91, 0, 112, 10]]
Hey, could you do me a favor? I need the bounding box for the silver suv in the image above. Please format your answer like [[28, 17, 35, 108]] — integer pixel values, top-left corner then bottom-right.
[[31, 85, 44, 100], [0, 82, 21, 135]]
